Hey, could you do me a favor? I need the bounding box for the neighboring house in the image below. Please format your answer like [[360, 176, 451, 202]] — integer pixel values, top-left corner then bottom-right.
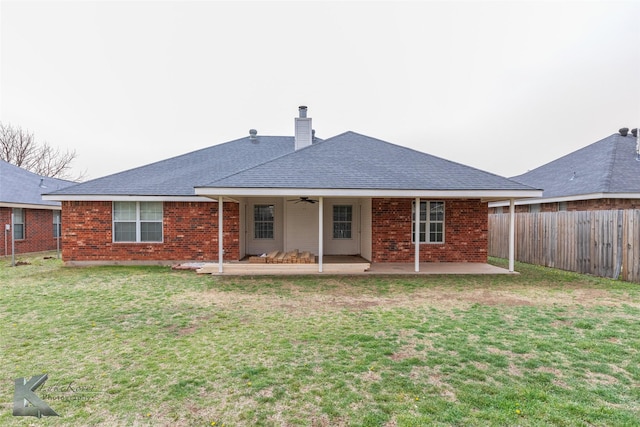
[[0, 160, 73, 255], [490, 128, 640, 213], [44, 107, 540, 271]]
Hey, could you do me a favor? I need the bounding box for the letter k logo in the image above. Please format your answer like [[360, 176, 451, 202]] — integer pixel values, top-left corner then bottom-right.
[[13, 374, 59, 417]]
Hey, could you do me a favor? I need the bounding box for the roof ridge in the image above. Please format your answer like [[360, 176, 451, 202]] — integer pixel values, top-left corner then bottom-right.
[[333, 131, 532, 187], [605, 134, 636, 192], [199, 136, 327, 186], [51, 135, 296, 194], [603, 135, 624, 192], [0, 158, 75, 185]]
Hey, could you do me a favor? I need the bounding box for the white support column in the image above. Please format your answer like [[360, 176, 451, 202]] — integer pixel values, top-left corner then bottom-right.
[[318, 196, 324, 273], [415, 197, 420, 272], [509, 198, 515, 273], [218, 196, 224, 274]]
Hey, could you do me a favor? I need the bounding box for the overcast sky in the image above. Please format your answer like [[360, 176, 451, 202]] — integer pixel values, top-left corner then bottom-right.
[[1, 0, 639, 181]]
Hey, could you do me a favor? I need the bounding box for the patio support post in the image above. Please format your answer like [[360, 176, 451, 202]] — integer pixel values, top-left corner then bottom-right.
[[415, 197, 420, 272], [509, 198, 515, 272], [318, 196, 323, 273], [218, 196, 223, 273]]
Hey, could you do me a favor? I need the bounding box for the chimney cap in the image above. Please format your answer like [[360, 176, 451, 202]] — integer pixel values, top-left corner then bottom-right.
[[632, 128, 638, 137], [298, 106, 308, 118], [619, 127, 629, 136]]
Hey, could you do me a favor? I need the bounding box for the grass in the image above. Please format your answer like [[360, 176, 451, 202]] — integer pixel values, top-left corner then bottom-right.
[[0, 254, 639, 426]]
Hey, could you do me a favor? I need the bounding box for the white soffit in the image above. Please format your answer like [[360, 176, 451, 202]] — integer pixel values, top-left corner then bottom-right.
[[194, 187, 543, 199], [488, 192, 640, 207], [0, 202, 61, 210], [41, 195, 219, 202]]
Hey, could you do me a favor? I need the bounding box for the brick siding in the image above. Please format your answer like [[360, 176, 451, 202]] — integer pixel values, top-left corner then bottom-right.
[[61, 201, 239, 262], [490, 198, 640, 214], [0, 207, 60, 255], [61, 199, 488, 264], [371, 198, 488, 263]]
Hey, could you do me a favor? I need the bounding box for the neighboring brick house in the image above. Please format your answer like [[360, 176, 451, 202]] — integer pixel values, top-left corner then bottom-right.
[[0, 160, 73, 256], [44, 107, 539, 271], [490, 128, 640, 213]]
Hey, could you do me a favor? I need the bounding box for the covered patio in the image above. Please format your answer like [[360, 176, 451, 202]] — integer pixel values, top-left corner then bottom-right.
[[195, 256, 514, 275]]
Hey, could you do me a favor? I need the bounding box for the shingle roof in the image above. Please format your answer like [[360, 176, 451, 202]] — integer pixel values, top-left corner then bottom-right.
[[48, 131, 536, 198], [47, 136, 297, 196], [203, 132, 534, 191], [511, 132, 640, 198], [0, 160, 73, 207]]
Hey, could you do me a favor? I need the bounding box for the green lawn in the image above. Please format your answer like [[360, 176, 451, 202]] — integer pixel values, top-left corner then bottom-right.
[[0, 255, 639, 426]]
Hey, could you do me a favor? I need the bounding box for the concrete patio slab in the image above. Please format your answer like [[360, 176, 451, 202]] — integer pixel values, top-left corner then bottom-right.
[[366, 262, 515, 275], [196, 261, 515, 275]]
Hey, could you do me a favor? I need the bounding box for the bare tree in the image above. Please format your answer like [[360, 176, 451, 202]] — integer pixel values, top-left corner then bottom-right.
[[0, 123, 84, 181]]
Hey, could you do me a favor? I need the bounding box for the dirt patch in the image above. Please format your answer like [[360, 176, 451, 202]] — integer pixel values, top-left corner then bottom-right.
[[586, 371, 618, 385], [173, 280, 637, 317]]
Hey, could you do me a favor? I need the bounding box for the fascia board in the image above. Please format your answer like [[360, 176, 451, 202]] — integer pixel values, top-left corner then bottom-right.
[[488, 192, 640, 208], [42, 195, 217, 202], [0, 202, 61, 210], [194, 187, 543, 199]]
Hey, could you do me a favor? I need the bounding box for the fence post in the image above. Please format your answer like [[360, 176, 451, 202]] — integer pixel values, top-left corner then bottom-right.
[[614, 209, 623, 279]]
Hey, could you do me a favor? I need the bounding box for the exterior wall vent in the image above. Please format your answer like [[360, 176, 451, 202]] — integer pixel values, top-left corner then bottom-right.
[[295, 106, 312, 150]]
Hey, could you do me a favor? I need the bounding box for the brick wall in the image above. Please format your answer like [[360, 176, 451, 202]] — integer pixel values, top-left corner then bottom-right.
[[490, 198, 640, 214], [371, 198, 488, 263], [61, 201, 239, 262], [0, 207, 59, 255]]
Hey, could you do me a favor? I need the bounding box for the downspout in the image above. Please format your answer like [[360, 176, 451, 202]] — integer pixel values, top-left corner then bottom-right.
[[318, 197, 323, 273], [218, 196, 224, 274], [509, 198, 515, 273], [415, 197, 420, 272]]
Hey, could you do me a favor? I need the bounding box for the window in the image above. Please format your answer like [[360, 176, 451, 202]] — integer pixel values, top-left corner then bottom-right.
[[529, 204, 541, 213], [412, 201, 444, 243], [53, 211, 61, 238], [333, 205, 352, 239], [558, 202, 567, 212], [113, 202, 163, 242], [254, 204, 274, 239], [13, 208, 24, 240]]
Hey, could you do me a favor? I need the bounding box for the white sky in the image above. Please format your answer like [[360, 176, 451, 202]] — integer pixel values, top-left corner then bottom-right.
[[1, 0, 639, 181]]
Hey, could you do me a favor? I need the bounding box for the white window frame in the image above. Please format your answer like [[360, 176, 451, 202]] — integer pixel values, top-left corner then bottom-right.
[[253, 204, 275, 240], [412, 200, 445, 244], [332, 205, 353, 240], [13, 208, 25, 240], [53, 211, 61, 238], [113, 201, 163, 243]]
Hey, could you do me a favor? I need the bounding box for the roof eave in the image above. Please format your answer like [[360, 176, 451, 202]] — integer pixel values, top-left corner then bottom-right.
[[0, 202, 61, 210], [194, 187, 543, 199], [42, 194, 216, 202], [488, 192, 640, 207]]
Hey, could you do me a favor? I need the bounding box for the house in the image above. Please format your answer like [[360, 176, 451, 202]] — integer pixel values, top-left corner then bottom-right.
[[44, 107, 540, 272], [490, 128, 640, 213], [0, 159, 72, 256]]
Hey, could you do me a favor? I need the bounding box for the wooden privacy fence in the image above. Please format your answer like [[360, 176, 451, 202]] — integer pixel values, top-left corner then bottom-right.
[[489, 210, 640, 283]]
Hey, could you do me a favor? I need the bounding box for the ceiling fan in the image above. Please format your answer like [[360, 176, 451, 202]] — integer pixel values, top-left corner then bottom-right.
[[287, 196, 318, 204]]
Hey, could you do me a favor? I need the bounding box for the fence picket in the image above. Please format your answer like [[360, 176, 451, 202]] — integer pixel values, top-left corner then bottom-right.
[[489, 209, 640, 282]]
